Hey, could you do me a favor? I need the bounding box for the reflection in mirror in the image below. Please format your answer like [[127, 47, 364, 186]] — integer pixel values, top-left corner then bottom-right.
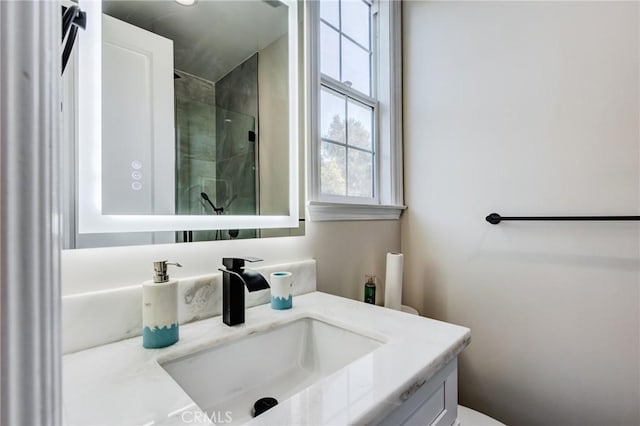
[[61, 0, 304, 248], [102, 0, 288, 220]]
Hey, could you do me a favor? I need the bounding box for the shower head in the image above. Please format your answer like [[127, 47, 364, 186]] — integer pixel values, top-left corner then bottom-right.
[[201, 192, 224, 214]]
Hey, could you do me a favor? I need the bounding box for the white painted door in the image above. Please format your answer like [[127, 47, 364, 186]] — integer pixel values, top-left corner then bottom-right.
[[102, 14, 175, 218], [69, 14, 177, 248]]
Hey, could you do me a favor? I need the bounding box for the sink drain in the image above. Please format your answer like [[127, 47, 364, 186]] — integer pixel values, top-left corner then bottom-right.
[[252, 397, 278, 417]]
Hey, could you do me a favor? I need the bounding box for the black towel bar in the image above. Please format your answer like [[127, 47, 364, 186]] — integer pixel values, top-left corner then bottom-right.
[[486, 213, 640, 225]]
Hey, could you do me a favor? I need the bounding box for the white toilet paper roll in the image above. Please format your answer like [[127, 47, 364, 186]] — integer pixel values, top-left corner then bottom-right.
[[384, 252, 404, 311]]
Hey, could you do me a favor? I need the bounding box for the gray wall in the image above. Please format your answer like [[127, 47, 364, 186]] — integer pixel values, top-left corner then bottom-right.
[[402, 2, 640, 425], [216, 54, 258, 119], [215, 54, 258, 239], [174, 70, 216, 214], [174, 70, 219, 242]]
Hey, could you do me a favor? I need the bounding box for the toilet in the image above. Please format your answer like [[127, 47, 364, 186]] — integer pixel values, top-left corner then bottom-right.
[[400, 307, 505, 426], [457, 405, 505, 425], [400, 304, 419, 315]]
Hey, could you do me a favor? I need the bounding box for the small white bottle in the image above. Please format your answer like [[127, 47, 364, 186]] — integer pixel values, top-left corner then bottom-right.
[[270, 271, 293, 310], [142, 260, 182, 349]]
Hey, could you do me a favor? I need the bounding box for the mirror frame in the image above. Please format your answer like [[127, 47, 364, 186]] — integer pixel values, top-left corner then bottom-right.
[[77, 0, 299, 233]]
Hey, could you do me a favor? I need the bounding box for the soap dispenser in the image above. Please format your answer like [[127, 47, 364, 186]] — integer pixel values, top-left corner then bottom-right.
[[142, 260, 182, 349]]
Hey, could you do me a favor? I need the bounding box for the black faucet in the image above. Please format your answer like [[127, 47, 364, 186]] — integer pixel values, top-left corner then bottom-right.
[[219, 257, 270, 326]]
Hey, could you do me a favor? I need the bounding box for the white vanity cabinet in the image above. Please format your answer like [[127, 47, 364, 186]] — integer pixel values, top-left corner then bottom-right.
[[62, 292, 470, 426], [378, 359, 459, 426]]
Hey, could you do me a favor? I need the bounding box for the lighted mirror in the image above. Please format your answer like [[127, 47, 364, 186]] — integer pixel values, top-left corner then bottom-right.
[[67, 0, 299, 246]]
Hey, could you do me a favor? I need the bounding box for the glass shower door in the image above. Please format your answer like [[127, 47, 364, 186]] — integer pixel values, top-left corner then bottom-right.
[[214, 107, 258, 239], [174, 90, 258, 240]]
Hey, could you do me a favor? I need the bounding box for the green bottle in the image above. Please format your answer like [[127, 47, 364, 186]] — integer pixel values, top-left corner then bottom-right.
[[364, 275, 376, 304]]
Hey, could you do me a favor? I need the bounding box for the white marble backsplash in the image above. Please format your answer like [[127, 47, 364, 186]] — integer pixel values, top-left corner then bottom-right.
[[63, 259, 316, 354]]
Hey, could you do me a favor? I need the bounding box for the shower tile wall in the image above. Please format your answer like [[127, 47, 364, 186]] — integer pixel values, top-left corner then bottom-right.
[[174, 70, 218, 241], [175, 56, 260, 241], [215, 54, 259, 239], [215, 53, 258, 118]]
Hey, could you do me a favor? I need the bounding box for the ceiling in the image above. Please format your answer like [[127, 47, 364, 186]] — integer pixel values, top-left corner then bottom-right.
[[102, 0, 288, 83]]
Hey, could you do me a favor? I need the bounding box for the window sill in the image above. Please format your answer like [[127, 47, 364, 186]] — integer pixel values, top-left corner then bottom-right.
[[307, 201, 406, 222]]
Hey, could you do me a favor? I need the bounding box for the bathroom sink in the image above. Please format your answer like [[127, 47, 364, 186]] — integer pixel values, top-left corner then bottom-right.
[[160, 318, 382, 424]]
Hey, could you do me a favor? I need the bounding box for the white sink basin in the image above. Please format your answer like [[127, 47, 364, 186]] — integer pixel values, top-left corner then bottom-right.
[[160, 318, 382, 424]]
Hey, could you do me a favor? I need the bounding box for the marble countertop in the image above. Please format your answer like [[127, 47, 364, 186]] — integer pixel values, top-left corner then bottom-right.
[[63, 292, 470, 426]]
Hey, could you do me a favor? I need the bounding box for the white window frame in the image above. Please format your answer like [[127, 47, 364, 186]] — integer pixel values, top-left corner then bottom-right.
[[306, 0, 405, 221], [319, 76, 379, 204]]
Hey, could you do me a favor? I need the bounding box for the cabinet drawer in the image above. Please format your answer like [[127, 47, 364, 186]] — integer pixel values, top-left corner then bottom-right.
[[378, 359, 458, 426], [405, 381, 445, 425]]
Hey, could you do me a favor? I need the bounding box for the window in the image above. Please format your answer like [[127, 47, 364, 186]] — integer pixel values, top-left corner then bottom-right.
[[319, 0, 376, 201], [308, 0, 404, 220]]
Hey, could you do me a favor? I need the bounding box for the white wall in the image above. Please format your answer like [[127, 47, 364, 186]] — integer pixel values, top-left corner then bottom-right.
[[403, 2, 640, 425], [259, 35, 289, 217], [62, 219, 400, 302]]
